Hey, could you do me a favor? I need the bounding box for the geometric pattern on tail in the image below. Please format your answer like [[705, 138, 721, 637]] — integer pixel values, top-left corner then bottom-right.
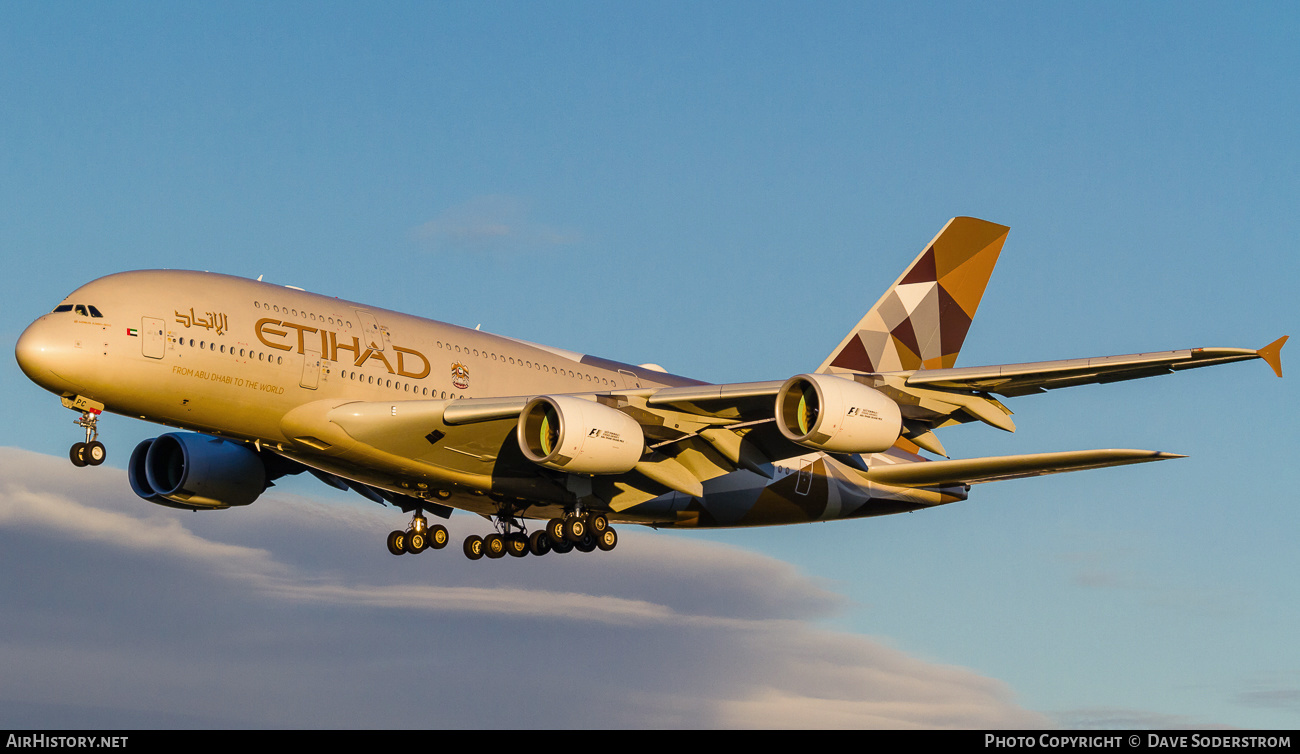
[[820, 216, 1011, 373]]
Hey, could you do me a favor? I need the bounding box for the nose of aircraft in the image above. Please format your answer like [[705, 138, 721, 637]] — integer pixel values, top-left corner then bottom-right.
[[15, 317, 74, 393]]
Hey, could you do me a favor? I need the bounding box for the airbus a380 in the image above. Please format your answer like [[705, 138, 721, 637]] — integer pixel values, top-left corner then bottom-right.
[[14, 217, 1287, 560]]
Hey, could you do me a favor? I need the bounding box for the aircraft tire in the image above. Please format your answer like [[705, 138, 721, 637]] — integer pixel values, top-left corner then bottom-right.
[[85, 441, 106, 466], [463, 535, 484, 560], [407, 531, 427, 553], [587, 513, 609, 535], [574, 533, 597, 553], [507, 534, 528, 558], [528, 530, 551, 556], [563, 517, 586, 542], [429, 524, 449, 549], [551, 537, 574, 554], [70, 442, 88, 468], [546, 518, 566, 545], [386, 530, 406, 556], [484, 533, 506, 559], [596, 528, 618, 552]]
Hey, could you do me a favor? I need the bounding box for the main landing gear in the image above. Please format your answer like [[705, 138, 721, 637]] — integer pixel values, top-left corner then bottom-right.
[[386, 512, 450, 556], [462, 511, 618, 561], [69, 409, 106, 468], [383, 509, 620, 560]]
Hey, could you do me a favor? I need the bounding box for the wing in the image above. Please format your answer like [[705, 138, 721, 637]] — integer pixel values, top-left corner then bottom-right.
[[276, 390, 812, 517], [854, 448, 1185, 487], [273, 336, 1281, 516], [899, 337, 1288, 397]]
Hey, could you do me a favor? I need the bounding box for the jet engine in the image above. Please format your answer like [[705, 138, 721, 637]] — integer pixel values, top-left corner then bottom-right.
[[775, 374, 903, 453], [517, 395, 644, 474], [128, 433, 268, 510]]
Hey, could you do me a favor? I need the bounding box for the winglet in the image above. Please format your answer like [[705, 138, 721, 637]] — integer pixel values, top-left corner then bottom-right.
[[1257, 336, 1288, 378]]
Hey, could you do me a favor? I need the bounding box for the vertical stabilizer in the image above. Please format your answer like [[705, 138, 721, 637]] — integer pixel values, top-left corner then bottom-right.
[[818, 217, 1010, 374]]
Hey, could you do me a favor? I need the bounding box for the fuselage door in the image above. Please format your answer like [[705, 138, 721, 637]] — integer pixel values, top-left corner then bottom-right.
[[618, 369, 641, 388], [354, 309, 386, 352], [795, 458, 815, 496], [141, 317, 165, 359], [300, 348, 321, 389]]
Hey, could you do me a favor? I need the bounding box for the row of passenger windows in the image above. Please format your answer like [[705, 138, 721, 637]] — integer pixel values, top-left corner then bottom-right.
[[174, 336, 283, 364], [434, 340, 612, 386], [338, 370, 462, 399], [172, 325, 616, 394], [253, 300, 352, 328]]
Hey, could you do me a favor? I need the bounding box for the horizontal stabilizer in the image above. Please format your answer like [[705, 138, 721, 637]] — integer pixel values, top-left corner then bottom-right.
[[858, 449, 1185, 488]]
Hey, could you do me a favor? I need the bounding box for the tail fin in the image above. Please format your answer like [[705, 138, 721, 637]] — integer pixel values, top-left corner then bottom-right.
[[817, 217, 1010, 374]]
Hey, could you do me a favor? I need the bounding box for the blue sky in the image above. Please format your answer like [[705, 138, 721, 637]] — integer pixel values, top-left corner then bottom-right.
[[2, 2, 1297, 728]]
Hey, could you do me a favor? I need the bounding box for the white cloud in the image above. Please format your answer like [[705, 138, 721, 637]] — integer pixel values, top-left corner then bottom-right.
[[0, 447, 1048, 728], [412, 195, 581, 255]]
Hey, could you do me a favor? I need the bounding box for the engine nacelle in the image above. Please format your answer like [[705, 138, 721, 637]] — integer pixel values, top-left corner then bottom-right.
[[775, 374, 903, 453], [517, 395, 644, 474], [127, 433, 267, 510]]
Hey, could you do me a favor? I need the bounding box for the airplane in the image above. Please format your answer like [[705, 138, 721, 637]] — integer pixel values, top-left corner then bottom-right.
[[14, 217, 1288, 561]]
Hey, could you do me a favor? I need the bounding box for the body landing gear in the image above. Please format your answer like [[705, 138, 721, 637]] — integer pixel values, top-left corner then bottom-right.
[[463, 511, 618, 561], [385, 512, 449, 556], [69, 409, 106, 467]]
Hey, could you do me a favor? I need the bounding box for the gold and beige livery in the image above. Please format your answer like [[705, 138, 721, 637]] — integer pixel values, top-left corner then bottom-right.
[[15, 217, 1287, 560]]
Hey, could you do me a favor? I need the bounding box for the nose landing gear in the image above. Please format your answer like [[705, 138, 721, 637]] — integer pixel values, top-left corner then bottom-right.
[[69, 409, 106, 468]]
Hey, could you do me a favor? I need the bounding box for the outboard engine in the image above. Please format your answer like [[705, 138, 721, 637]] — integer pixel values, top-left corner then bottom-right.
[[128, 433, 267, 510]]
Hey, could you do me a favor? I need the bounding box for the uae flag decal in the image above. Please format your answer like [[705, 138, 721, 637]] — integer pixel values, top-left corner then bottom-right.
[[127, 328, 139, 336]]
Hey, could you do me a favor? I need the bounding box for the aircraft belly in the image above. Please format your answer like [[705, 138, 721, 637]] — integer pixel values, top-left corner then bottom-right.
[[618, 457, 967, 528]]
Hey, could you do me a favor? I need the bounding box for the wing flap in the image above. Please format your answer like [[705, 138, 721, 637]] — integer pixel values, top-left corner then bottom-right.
[[858, 449, 1185, 487]]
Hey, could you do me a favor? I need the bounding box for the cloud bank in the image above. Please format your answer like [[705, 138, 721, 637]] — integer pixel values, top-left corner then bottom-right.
[[0, 447, 1047, 729]]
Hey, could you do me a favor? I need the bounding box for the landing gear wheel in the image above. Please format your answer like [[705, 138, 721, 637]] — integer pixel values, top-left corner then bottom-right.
[[387, 530, 407, 556], [84, 441, 106, 466], [406, 530, 428, 553], [574, 532, 597, 553], [551, 537, 574, 554], [546, 518, 566, 545], [507, 534, 529, 558], [483, 533, 506, 559], [596, 527, 618, 551], [69, 442, 88, 467], [528, 530, 551, 556], [429, 524, 449, 550], [563, 517, 586, 542], [464, 534, 484, 560], [587, 513, 609, 535]]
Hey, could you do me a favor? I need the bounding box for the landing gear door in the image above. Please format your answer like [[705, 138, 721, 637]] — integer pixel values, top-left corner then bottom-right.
[[141, 317, 166, 359]]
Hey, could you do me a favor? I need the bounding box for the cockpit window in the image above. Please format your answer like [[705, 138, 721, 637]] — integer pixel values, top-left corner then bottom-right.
[[55, 304, 104, 317]]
